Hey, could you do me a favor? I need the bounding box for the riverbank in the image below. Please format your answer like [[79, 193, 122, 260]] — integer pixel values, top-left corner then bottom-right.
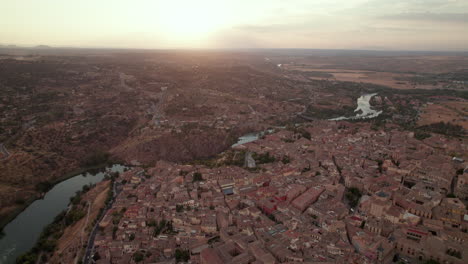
[[0, 161, 121, 231], [0, 164, 126, 263], [51, 181, 111, 263], [329, 93, 382, 121]]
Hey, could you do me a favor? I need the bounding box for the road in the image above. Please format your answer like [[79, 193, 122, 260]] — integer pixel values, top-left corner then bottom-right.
[[82, 181, 120, 264], [0, 143, 10, 160]]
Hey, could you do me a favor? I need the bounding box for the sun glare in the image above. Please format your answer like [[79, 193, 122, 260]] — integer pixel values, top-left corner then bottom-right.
[[156, 1, 230, 41]]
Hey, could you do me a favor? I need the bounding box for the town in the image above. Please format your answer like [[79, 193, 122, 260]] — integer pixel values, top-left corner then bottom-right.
[[77, 121, 467, 264]]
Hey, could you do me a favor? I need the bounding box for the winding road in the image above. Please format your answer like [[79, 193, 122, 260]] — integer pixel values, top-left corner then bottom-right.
[[82, 181, 120, 264], [0, 144, 10, 160]]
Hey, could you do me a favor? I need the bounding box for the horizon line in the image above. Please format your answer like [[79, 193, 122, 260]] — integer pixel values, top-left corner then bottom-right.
[[1, 44, 468, 54]]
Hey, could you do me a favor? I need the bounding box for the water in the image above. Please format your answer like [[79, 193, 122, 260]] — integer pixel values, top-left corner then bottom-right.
[[0, 164, 126, 264], [232, 133, 261, 147], [232, 129, 277, 147], [330, 93, 382, 121]]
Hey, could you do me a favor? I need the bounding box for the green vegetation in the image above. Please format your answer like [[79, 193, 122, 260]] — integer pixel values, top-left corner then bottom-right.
[[133, 251, 144, 262], [112, 209, 125, 225], [414, 131, 431, 140], [152, 219, 174, 237], [301, 165, 311, 173], [291, 70, 333, 78], [208, 236, 220, 244], [147, 219, 157, 227], [16, 182, 98, 263], [252, 152, 276, 164], [65, 208, 86, 226], [14, 198, 25, 205], [82, 151, 111, 167], [346, 187, 362, 208], [418, 122, 465, 137], [376, 159, 383, 173], [175, 249, 190, 263], [424, 260, 440, 264], [305, 105, 355, 120], [16, 253, 38, 264], [446, 249, 462, 259], [281, 155, 291, 164], [35, 181, 53, 193], [176, 204, 184, 212], [192, 172, 203, 182]]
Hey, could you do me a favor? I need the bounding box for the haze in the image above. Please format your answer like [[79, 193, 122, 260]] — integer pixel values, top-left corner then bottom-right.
[[1, 0, 468, 51]]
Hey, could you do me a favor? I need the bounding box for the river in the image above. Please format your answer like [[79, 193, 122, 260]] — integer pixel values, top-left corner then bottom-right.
[[0, 164, 126, 264], [329, 93, 382, 121], [232, 129, 278, 147]]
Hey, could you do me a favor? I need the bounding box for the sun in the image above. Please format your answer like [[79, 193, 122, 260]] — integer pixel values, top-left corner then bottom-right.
[[156, 1, 230, 41]]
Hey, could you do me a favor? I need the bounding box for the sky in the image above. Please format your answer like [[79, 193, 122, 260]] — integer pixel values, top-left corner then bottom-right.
[[1, 0, 468, 51]]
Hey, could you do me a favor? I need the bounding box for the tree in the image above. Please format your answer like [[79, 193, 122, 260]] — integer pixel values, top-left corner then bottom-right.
[[147, 219, 157, 227], [175, 249, 190, 263], [301, 130, 311, 140], [192, 172, 203, 182], [92, 252, 101, 261], [133, 252, 144, 262], [447, 193, 457, 198], [176, 204, 184, 212], [346, 187, 362, 208]]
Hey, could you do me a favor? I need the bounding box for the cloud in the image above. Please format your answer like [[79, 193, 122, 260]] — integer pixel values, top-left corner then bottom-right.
[[378, 12, 468, 23]]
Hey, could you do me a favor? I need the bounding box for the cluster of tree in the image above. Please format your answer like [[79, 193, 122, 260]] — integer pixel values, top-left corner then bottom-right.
[[418, 122, 465, 137], [304, 105, 355, 120], [281, 155, 291, 164], [345, 187, 362, 208], [414, 131, 431, 140], [286, 125, 312, 140], [152, 219, 174, 237], [176, 204, 185, 212], [81, 151, 111, 167], [16, 210, 67, 263], [112, 208, 126, 226], [175, 249, 190, 263], [446, 249, 462, 259], [252, 152, 276, 164], [133, 251, 145, 262], [35, 181, 53, 193], [64, 208, 85, 226], [192, 172, 203, 182]]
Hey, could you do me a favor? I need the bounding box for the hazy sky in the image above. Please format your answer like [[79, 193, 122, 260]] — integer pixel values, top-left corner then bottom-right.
[[2, 0, 468, 51]]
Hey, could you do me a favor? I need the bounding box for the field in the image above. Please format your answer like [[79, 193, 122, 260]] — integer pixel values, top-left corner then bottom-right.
[[418, 100, 468, 130], [277, 54, 468, 90]]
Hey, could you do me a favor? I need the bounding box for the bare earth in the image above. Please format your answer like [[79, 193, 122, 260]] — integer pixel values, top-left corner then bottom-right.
[[49, 181, 110, 264], [418, 101, 468, 130]]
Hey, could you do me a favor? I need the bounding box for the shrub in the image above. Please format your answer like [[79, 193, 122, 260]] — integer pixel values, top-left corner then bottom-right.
[[192, 172, 203, 182], [82, 151, 110, 167], [175, 249, 190, 263]]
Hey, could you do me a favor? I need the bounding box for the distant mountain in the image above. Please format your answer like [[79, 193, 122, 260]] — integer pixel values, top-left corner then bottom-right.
[[0, 44, 18, 48], [35, 45, 51, 49]]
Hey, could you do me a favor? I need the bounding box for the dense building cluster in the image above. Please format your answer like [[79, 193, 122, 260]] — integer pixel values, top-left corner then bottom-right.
[[91, 121, 467, 264]]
